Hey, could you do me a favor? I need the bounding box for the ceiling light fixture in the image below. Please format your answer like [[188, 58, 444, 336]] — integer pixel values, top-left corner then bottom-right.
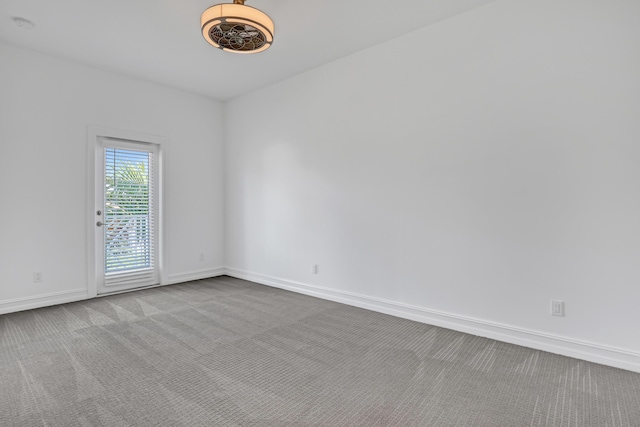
[[201, 0, 274, 54]]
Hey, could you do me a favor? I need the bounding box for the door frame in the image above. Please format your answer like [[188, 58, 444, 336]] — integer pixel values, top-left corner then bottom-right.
[[87, 126, 166, 298]]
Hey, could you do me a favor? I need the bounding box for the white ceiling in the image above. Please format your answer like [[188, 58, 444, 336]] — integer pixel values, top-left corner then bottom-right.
[[0, 0, 495, 100]]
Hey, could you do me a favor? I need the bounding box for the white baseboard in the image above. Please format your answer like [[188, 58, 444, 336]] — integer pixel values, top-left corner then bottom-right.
[[0, 288, 89, 315], [225, 267, 640, 373], [166, 267, 226, 285], [0, 268, 225, 316]]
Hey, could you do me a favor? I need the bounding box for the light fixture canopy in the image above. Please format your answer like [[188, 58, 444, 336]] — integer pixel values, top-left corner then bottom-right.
[[201, 0, 274, 54]]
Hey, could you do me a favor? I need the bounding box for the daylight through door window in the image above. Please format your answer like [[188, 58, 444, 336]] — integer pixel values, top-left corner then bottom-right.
[[104, 148, 154, 273]]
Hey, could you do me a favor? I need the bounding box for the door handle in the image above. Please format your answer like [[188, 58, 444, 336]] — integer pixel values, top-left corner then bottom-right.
[[96, 221, 105, 227]]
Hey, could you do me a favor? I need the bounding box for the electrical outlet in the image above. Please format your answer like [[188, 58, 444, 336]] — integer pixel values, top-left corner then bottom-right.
[[551, 300, 565, 317], [312, 264, 319, 274], [33, 272, 43, 283], [199, 253, 204, 262]]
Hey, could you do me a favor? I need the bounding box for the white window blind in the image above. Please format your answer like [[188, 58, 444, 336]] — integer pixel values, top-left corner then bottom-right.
[[104, 147, 155, 277]]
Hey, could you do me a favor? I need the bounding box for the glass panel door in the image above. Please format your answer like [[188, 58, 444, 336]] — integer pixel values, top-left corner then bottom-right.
[[96, 138, 159, 294]]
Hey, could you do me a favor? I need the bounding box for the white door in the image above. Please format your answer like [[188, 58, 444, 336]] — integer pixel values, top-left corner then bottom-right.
[[95, 137, 160, 295]]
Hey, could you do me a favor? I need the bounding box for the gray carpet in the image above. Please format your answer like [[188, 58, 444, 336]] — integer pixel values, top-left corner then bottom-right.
[[1, 277, 638, 426]]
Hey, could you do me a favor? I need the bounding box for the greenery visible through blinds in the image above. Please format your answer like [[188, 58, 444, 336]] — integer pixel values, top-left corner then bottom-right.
[[104, 147, 154, 274]]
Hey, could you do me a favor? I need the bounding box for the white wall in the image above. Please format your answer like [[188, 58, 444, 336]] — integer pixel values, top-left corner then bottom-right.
[[224, 0, 640, 370], [0, 42, 225, 311]]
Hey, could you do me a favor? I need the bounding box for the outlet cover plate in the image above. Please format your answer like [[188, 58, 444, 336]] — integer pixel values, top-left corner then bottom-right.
[[551, 300, 565, 317]]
